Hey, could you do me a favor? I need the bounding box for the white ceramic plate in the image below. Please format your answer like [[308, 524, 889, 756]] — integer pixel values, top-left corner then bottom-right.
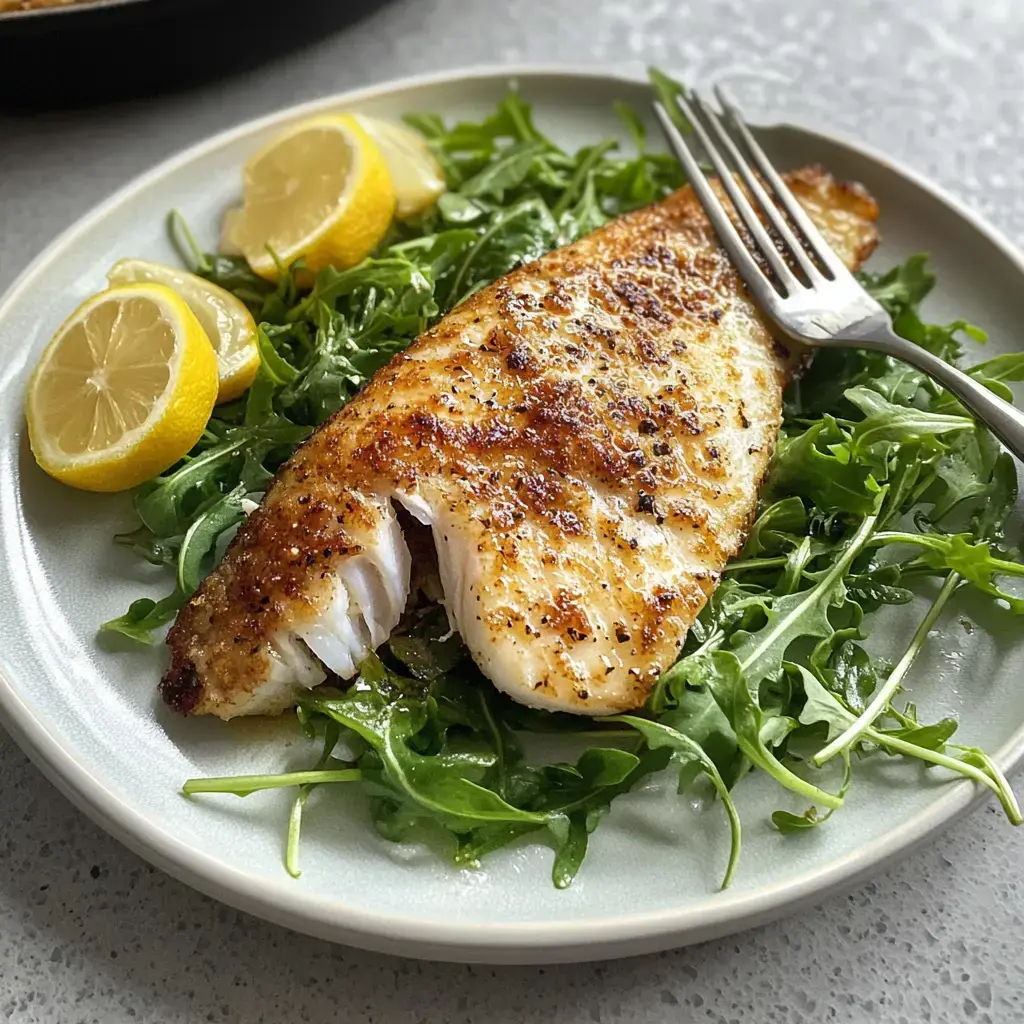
[[1, 67, 1023, 965]]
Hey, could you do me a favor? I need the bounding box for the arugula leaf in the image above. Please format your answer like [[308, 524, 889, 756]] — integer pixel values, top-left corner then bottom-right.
[[530, 745, 666, 888], [861, 253, 935, 309], [843, 566, 913, 611], [612, 714, 741, 888], [100, 589, 186, 643], [925, 428, 1001, 523], [379, 703, 547, 827], [448, 197, 560, 303], [548, 813, 589, 888], [388, 633, 465, 681], [176, 485, 245, 594], [873, 531, 1024, 611], [815, 639, 886, 713], [613, 100, 646, 150], [132, 436, 248, 539], [308, 658, 547, 831], [795, 665, 857, 740], [730, 508, 879, 687], [771, 806, 825, 833], [648, 67, 691, 132], [844, 386, 973, 455], [974, 452, 1018, 545], [743, 497, 808, 557], [883, 717, 959, 751], [459, 140, 549, 200], [693, 652, 844, 810], [965, 352, 1024, 385], [794, 664, 1022, 822], [453, 823, 540, 867], [256, 327, 300, 385], [768, 418, 879, 515], [657, 684, 745, 788], [930, 352, 1024, 414]]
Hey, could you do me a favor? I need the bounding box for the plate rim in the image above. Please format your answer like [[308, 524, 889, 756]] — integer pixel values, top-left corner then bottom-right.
[[2, 62, 1023, 963]]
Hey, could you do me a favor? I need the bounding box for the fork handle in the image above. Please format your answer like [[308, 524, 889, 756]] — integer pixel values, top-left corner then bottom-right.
[[848, 325, 1024, 463]]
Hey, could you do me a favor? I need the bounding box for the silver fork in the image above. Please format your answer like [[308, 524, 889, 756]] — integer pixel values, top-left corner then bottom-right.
[[653, 87, 1024, 463]]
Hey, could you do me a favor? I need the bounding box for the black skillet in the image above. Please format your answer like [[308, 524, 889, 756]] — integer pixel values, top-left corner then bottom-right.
[[0, 0, 395, 110]]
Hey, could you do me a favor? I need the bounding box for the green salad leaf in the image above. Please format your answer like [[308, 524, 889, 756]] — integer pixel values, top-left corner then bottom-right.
[[128, 71, 1023, 889]]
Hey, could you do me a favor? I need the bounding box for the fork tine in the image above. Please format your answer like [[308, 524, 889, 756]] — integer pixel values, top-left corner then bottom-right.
[[652, 103, 781, 312], [694, 92, 824, 285], [713, 84, 848, 279], [676, 91, 802, 297]]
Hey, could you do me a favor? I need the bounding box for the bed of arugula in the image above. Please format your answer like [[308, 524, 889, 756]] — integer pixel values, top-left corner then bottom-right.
[[105, 70, 1024, 888]]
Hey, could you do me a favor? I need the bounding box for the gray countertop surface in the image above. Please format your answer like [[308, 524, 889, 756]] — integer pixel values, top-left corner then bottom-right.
[[2, 0, 1023, 1021]]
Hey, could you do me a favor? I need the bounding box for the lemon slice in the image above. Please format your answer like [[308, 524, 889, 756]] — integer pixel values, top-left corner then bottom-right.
[[352, 115, 446, 219], [231, 114, 396, 281], [26, 283, 219, 493], [108, 257, 260, 403], [219, 206, 244, 256]]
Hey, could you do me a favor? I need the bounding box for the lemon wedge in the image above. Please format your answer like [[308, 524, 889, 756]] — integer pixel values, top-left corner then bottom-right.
[[26, 283, 219, 493], [108, 257, 260, 403], [352, 115, 446, 219], [231, 114, 396, 281]]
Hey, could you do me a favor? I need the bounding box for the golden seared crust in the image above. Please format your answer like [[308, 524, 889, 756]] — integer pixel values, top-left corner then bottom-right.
[[163, 167, 879, 717]]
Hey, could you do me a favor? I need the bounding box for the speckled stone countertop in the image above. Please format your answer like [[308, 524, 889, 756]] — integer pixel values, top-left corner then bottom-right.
[[2, 1, 1023, 1021]]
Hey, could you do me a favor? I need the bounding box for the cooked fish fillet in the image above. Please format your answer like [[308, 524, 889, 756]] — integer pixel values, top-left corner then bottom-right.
[[162, 166, 879, 720]]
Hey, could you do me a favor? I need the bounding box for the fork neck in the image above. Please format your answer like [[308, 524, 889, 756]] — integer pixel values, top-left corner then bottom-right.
[[828, 309, 906, 352], [828, 310, 1024, 464]]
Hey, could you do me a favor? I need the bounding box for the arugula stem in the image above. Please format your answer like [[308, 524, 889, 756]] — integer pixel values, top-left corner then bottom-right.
[[867, 728, 1022, 824], [814, 572, 961, 765], [167, 209, 211, 274], [723, 556, 790, 573], [286, 788, 310, 878], [742, 740, 845, 809], [774, 750, 852, 833], [902, 476, 938, 518], [507, 99, 539, 141], [182, 769, 362, 796], [948, 744, 1023, 824], [558, 728, 639, 739], [714, 789, 742, 889], [478, 690, 508, 799], [284, 720, 343, 878]]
